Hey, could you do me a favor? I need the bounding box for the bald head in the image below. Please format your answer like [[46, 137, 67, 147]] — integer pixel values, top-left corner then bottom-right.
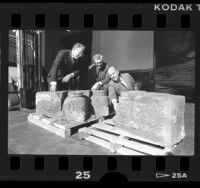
[[107, 66, 120, 82]]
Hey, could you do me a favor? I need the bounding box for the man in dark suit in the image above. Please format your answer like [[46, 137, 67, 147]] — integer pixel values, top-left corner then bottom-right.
[[88, 54, 110, 91], [107, 66, 137, 111], [47, 43, 86, 91]]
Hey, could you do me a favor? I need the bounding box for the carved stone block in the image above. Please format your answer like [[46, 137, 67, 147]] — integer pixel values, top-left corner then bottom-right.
[[35, 90, 109, 121], [36, 91, 68, 118], [62, 91, 90, 122], [91, 90, 109, 118], [113, 91, 185, 147]]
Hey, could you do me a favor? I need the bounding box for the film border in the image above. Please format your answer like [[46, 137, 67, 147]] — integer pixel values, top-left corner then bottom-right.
[[0, 3, 199, 182]]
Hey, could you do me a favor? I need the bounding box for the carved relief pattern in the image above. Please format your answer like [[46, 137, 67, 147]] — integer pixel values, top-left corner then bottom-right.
[[91, 96, 109, 117], [62, 97, 89, 122], [36, 94, 61, 116], [171, 97, 185, 143]]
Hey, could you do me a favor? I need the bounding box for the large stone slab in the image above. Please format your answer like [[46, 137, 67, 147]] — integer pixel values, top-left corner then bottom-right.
[[113, 91, 185, 147], [36, 91, 68, 118]]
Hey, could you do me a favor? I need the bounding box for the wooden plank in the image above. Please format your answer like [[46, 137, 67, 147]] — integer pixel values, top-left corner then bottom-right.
[[92, 123, 122, 134], [79, 125, 168, 155], [85, 135, 115, 153], [79, 127, 122, 153], [102, 119, 115, 125], [78, 127, 118, 142], [42, 117, 56, 125], [116, 147, 146, 155], [28, 115, 66, 138], [53, 122, 66, 130], [115, 137, 167, 156], [78, 128, 91, 140], [30, 113, 43, 120], [29, 113, 98, 136], [92, 123, 165, 147]]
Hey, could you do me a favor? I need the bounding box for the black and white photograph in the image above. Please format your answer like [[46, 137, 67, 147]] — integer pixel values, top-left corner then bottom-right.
[[8, 30, 195, 155]]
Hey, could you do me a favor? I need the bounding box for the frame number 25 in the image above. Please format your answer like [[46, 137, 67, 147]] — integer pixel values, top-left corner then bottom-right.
[[75, 171, 91, 180]]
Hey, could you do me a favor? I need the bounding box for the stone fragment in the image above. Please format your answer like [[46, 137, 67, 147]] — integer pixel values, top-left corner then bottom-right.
[[91, 90, 109, 118], [62, 91, 90, 122], [36, 89, 110, 122], [36, 91, 68, 118], [113, 91, 185, 147]]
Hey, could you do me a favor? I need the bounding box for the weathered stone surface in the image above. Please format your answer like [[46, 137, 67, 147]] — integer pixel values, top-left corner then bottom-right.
[[120, 90, 147, 100], [36, 91, 68, 118], [62, 91, 90, 122], [36, 89, 110, 121], [91, 90, 109, 118], [113, 91, 185, 147]]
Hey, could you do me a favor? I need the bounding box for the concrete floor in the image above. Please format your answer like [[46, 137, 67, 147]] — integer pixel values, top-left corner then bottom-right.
[[8, 103, 195, 155]]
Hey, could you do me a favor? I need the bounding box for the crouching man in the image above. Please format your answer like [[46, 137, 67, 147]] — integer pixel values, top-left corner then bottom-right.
[[88, 54, 111, 91], [47, 43, 86, 91], [107, 66, 137, 111]]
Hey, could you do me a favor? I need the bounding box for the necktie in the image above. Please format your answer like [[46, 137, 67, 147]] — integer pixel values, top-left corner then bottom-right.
[[120, 78, 129, 90]]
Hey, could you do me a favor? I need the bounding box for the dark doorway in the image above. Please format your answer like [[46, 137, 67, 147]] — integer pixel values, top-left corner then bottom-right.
[[8, 30, 43, 109]]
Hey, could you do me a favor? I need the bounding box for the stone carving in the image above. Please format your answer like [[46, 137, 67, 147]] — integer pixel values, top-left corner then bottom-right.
[[62, 91, 90, 122], [36, 91, 68, 118], [113, 91, 185, 147], [91, 90, 109, 118], [36, 89, 110, 121]]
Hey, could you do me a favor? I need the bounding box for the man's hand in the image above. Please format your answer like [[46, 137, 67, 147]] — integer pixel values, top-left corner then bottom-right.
[[91, 82, 102, 90], [133, 82, 139, 90], [112, 99, 118, 111], [50, 85, 57, 92], [62, 73, 74, 83], [50, 82, 57, 92]]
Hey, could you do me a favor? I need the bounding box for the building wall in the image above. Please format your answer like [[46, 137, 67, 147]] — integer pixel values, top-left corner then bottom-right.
[[91, 30, 155, 91], [92, 31, 154, 71], [155, 31, 195, 102]]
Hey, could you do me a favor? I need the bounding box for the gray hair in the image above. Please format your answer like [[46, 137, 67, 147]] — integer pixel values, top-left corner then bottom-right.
[[93, 54, 104, 62], [72, 43, 86, 51]]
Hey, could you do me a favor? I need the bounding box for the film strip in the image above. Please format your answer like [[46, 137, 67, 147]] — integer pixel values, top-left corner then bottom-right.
[[0, 3, 199, 182]]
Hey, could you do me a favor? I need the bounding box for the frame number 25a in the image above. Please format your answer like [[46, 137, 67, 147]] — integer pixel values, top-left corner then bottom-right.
[[172, 173, 188, 179]]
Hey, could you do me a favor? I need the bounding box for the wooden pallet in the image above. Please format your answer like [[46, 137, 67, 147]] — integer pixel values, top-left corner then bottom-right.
[[28, 113, 98, 138], [28, 112, 115, 138], [78, 119, 174, 155]]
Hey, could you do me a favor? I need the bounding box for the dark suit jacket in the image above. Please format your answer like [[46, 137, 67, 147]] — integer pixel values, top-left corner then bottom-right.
[[108, 73, 136, 101], [88, 62, 110, 87], [47, 49, 83, 83]]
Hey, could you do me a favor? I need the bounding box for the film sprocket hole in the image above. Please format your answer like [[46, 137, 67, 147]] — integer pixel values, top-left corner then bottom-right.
[[0, 2, 199, 182]]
